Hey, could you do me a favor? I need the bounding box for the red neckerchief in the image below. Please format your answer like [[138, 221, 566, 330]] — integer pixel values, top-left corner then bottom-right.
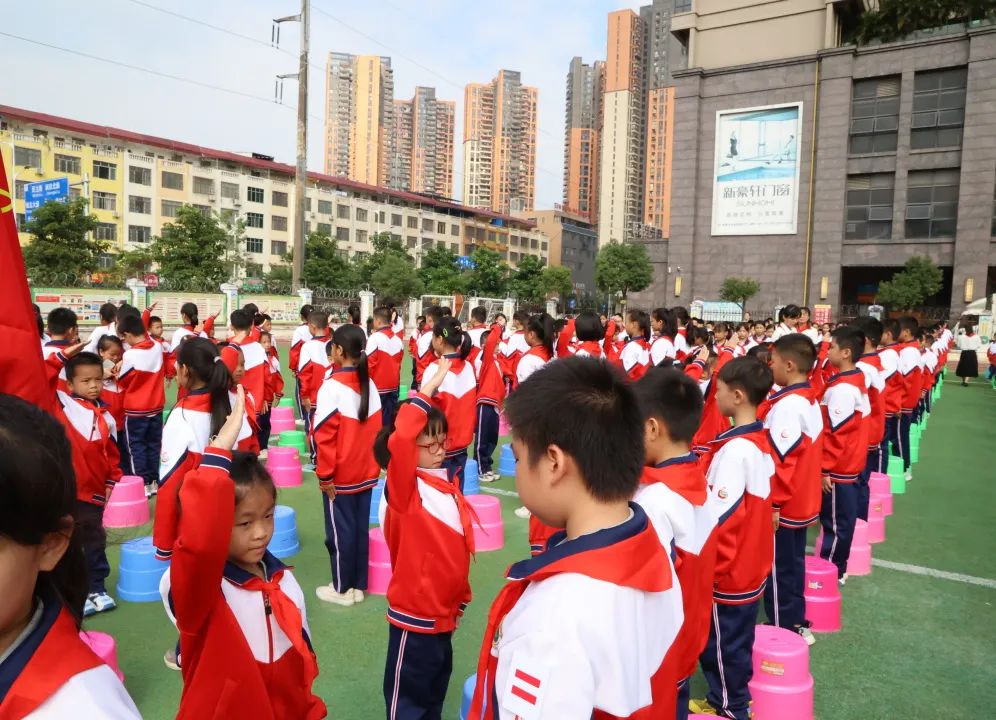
[[416, 468, 479, 556], [523, 345, 552, 362], [757, 381, 813, 422], [575, 340, 604, 356], [129, 338, 155, 351], [640, 453, 707, 505], [71, 395, 112, 465]]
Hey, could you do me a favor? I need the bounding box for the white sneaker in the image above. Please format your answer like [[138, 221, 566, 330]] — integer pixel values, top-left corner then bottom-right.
[[258, 449, 268, 460], [797, 626, 816, 646], [163, 648, 181, 671], [904, 471, 913, 482], [513, 506, 531, 519], [83, 595, 98, 618], [838, 573, 848, 586], [351, 589, 365, 603], [91, 592, 117, 613], [303, 463, 316, 472], [480, 471, 499, 483], [315, 585, 354, 606]]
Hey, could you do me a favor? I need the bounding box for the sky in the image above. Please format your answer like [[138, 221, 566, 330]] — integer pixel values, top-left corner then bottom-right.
[[1, 0, 645, 208]]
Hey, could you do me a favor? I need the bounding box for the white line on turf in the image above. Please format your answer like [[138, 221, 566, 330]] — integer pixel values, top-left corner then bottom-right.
[[480, 486, 520, 498]]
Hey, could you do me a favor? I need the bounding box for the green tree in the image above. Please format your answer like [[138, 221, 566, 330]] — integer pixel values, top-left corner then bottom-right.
[[151, 206, 229, 286], [372, 253, 424, 305], [719, 276, 761, 318], [266, 257, 293, 285], [356, 232, 410, 287], [220, 210, 248, 281], [418, 246, 468, 294], [856, 0, 996, 44], [508, 255, 547, 304], [104, 246, 154, 285], [467, 248, 509, 296], [22, 198, 102, 282], [594, 242, 653, 305], [540, 265, 573, 300], [875, 256, 943, 310], [294, 232, 356, 288]]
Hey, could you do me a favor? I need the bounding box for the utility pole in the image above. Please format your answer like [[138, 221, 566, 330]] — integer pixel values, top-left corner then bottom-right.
[[274, 0, 310, 290]]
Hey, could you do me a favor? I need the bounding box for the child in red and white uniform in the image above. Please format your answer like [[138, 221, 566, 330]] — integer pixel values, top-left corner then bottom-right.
[[473, 323, 506, 483], [82, 302, 118, 354], [650, 308, 678, 367], [297, 311, 333, 462], [878, 319, 903, 474], [42, 307, 78, 394], [166, 388, 326, 719], [635, 368, 719, 720], [146, 314, 177, 382], [169, 302, 208, 352], [853, 317, 887, 522], [760, 335, 824, 647], [313, 324, 383, 608], [258, 330, 284, 450], [95, 335, 127, 471], [374, 361, 475, 720], [733, 322, 751, 357], [515, 313, 555, 389], [117, 314, 165, 497], [672, 307, 691, 361], [229, 309, 268, 415], [894, 317, 921, 480], [817, 327, 870, 583], [219, 344, 261, 455], [498, 310, 530, 385], [691, 357, 776, 720], [289, 304, 314, 417], [0, 394, 140, 719], [555, 311, 612, 359], [414, 307, 443, 389], [366, 306, 405, 426], [921, 328, 939, 414], [689, 341, 736, 454], [619, 309, 652, 380], [467, 358, 683, 720], [466, 305, 489, 348]]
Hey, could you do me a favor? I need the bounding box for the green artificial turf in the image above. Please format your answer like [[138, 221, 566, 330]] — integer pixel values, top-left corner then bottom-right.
[[85, 358, 996, 719]]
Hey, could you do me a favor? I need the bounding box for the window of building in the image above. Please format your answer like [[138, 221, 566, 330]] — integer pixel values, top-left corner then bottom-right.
[[193, 204, 211, 217], [905, 169, 959, 239], [69, 187, 81, 200], [193, 176, 214, 195], [14, 180, 27, 199], [407, 236, 417, 248], [450, 243, 459, 253], [14, 147, 42, 169], [305, 222, 311, 233], [129, 166, 151, 186], [541, 241, 548, 252], [97, 252, 115, 270], [530, 238, 538, 249], [245, 237, 264, 254], [911, 67, 967, 150], [392, 213, 403, 226], [357, 230, 368, 244], [422, 218, 434, 232], [510, 252, 519, 261], [436, 221, 446, 234], [129, 195, 152, 214], [220, 182, 239, 199], [273, 190, 289, 207], [272, 215, 288, 231], [407, 216, 418, 229], [305, 198, 312, 211], [220, 208, 236, 223], [845, 174, 894, 240], [54, 154, 81, 175], [336, 227, 349, 242], [161, 171, 183, 190], [247, 186, 264, 203], [162, 200, 182, 218], [92, 191, 116, 212], [95, 223, 116, 241], [318, 222, 333, 236], [93, 160, 117, 180], [337, 205, 350, 220], [451, 224, 460, 236], [849, 76, 900, 155], [128, 225, 152, 244], [246, 212, 264, 228], [318, 200, 333, 215], [356, 208, 368, 223], [271, 240, 288, 256]]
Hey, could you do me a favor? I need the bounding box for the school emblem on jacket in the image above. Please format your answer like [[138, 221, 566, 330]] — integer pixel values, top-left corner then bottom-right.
[[781, 430, 790, 439], [718, 487, 729, 500]]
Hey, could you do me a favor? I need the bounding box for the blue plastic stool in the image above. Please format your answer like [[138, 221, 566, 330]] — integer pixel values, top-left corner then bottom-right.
[[370, 478, 385, 525], [116, 536, 169, 603], [267, 505, 300, 559], [459, 674, 484, 720], [463, 459, 480, 496], [498, 444, 517, 479]]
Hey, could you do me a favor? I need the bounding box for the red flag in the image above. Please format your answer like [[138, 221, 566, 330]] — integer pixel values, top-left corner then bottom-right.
[[0, 151, 54, 412]]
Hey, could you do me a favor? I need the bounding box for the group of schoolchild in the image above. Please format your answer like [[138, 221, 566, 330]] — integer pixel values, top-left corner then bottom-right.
[[0, 296, 952, 720]]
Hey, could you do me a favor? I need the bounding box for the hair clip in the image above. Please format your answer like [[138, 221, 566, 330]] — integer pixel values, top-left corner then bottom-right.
[[213, 356, 222, 363]]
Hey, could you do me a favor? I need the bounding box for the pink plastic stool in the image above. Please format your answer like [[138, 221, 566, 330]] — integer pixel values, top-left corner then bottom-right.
[[267, 447, 299, 466], [804, 556, 841, 632], [875, 489, 893, 516], [867, 497, 887, 544], [270, 406, 297, 435], [267, 448, 303, 488], [103, 475, 149, 529], [79, 630, 124, 682], [847, 519, 872, 576], [368, 528, 392, 595], [747, 625, 814, 720], [466, 495, 505, 551], [869, 471, 890, 497], [498, 412, 510, 436], [270, 464, 303, 487]]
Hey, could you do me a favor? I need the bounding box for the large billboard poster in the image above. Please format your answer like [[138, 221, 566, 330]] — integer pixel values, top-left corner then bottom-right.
[[711, 102, 802, 236]]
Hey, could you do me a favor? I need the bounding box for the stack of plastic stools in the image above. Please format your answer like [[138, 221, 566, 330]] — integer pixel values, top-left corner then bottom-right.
[[869, 472, 893, 516], [103, 475, 149, 529], [867, 496, 887, 544], [463, 459, 480, 495], [467, 495, 504, 551], [498, 444, 516, 479], [268, 505, 300, 558], [270, 405, 297, 435], [847, 519, 872, 576], [367, 528, 392, 595], [116, 537, 169, 602], [910, 430, 921, 465], [747, 625, 814, 720], [399, 384, 409, 400], [79, 630, 124, 682], [267, 447, 303, 487], [370, 478, 385, 525], [888, 462, 906, 495], [459, 675, 481, 720], [278, 430, 309, 458], [804, 556, 841, 632], [278, 397, 295, 408]]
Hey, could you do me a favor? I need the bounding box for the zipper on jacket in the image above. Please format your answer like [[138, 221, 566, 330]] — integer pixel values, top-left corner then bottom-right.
[[263, 592, 275, 663]]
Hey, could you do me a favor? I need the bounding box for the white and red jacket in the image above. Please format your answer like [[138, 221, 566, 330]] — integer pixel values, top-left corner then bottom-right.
[[414, 330, 436, 384], [879, 343, 903, 418], [118, 338, 165, 416], [41, 340, 72, 394], [857, 353, 886, 451], [650, 334, 676, 367], [314, 367, 383, 493], [473, 323, 505, 408], [820, 369, 871, 483], [296, 335, 331, 405], [757, 382, 824, 528], [690, 348, 736, 452], [498, 330, 529, 381], [264, 354, 285, 407], [289, 323, 311, 375], [425, 354, 478, 456], [466, 324, 487, 348], [100, 376, 125, 435], [83, 323, 117, 355], [674, 327, 690, 361], [619, 338, 651, 380], [168, 449, 325, 719], [897, 340, 923, 413], [170, 324, 206, 353], [0, 590, 140, 719], [514, 346, 552, 389], [154, 388, 255, 560], [383, 395, 474, 633], [700, 422, 775, 604], [56, 391, 122, 507], [234, 335, 268, 412], [635, 454, 718, 690], [366, 325, 405, 394], [467, 503, 683, 720]]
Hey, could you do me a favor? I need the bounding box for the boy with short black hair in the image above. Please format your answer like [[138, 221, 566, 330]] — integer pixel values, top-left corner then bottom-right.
[[230, 308, 268, 415], [43, 307, 79, 392], [366, 305, 405, 426], [878, 319, 903, 474], [297, 311, 332, 464], [852, 317, 886, 521], [467, 306, 488, 348], [690, 357, 775, 720], [467, 358, 683, 720], [414, 306, 444, 388], [818, 326, 870, 583], [895, 316, 921, 481], [117, 313, 166, 497]]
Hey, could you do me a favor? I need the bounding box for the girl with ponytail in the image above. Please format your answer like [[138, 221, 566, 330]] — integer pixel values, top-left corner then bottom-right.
[[426, 317, 479, 489], [170, 302, 207, 352], [516, 312, 555, 387], [313, 324, 383, 607], [650, 308, 678, 367], [619, 309, 652, 380], [0, 394, 141, 717]]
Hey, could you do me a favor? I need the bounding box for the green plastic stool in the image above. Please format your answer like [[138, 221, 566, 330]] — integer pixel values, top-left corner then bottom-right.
[[399, 384, 409, 401], [278, 397, 295, 408], [279, 430, 306, 443], [888, 466, 906, 495], [910, 438, 920, 464]]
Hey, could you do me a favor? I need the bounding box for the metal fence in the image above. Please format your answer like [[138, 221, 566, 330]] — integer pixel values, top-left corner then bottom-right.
[[310, 286, 363, 325]]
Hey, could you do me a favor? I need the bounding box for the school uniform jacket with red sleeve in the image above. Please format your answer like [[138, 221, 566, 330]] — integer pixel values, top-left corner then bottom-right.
[[117, 338, 166, 416], [425, 354, 479, 456], [635, 454, 718, 690], [514, 346, 552, 390], [757, 382, 824, 528], [235, 336, 268, 412], [820, 369, 871, 483], [170, 325, 207, 353], [897, 341, 923, 413], [650, 335, 676, 367], [499, 331, 529, 382], [414, 330, 436, 384], [691, 348, 736, 452], [314, 367, 383, 493], [620, 338, 651, 380], [878, 344, 902, 418], [700, 422, 775, 604], [55, 391, 123, 506], [289, 323, 311, 376], [467, 503, 683, 720], [264, 355, 285, 405], [0, 589, 140, 719], [296, 335, 331, 404], [169, 449, 325, 719], [100, 377, 125, 434], [475, 323, 506, 408], [41, 340, 71, 394], [857, 353, 886, 450], [366, 326, 404, 393], [154, 388, 255, 560], [383, 395, 474, 633]]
